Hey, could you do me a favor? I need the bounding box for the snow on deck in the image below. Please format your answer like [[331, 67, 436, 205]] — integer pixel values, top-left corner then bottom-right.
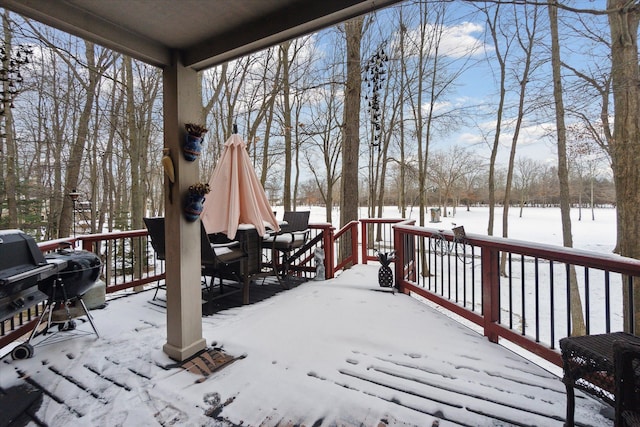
[[0, 265, 610, 426]]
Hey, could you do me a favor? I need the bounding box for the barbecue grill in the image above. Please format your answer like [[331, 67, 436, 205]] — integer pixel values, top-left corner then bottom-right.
[[0, 230, 101, 360]]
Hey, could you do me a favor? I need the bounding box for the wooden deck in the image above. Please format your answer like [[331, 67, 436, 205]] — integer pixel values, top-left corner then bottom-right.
[[0, 266, 611, 427]]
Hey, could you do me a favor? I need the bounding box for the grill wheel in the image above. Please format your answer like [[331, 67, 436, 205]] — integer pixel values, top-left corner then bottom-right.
[[11, 343, 34, 360]]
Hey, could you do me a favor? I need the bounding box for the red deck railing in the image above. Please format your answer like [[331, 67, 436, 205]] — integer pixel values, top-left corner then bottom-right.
[[393, 222, 640, 367], [1, 222, 336, 349], [3, 218, 639, 370]]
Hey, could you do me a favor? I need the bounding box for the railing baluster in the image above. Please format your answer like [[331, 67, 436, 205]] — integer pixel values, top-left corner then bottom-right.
[[439, 239, 444, 296], [628, 275, 635, 334], [497, 251, 501, 325], [448, 242, 453, 300], [534, 257, 540, 342], [521, 254, 525, 336], [463, 244, 468, 308], [549, 261, 555, 349], [605, 271, 611, 333], [427, 237, 432, 290], [508, 252, 513, 329], [471, 246, 476, 312], [566, 263, 571, 338], [584, 266, 590, 335]]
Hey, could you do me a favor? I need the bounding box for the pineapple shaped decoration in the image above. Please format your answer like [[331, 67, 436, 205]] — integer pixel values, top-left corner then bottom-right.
[[377, 250, 396, 288]]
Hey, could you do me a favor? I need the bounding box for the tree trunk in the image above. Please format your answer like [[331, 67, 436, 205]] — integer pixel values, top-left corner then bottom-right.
[[398, 8, 407, 218], [339, 17, 364, 266], [607, 0, 640, 333], [549, 1, 586, 335], [261, 101, 275, 186], [340, 17, 363, 228], [59, 41, 101, 238], [280, 41, 293, 211], [485, 5, 506, 237], [501, 6, 538, 277], [590, 177, 595, 221]]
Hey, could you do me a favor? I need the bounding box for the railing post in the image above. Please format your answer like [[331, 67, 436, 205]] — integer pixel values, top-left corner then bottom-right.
[[361, 220, 368, 265], [324, 225, 335, 279], [394, 225, 405, 294], [482, 247, 500, 342], [81, 236, 92, 252], [352, 222, 359, 265]]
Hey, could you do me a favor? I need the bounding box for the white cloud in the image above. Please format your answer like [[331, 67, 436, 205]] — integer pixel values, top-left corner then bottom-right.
[[440, 22, 486, 58], [400, 21, 485, 59]]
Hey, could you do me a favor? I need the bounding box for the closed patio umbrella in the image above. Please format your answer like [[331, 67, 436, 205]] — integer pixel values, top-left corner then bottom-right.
[[201, 133, 279, 239]]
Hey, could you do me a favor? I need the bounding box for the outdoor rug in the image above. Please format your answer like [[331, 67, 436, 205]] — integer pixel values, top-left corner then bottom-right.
[[176, 348, 244, 382]]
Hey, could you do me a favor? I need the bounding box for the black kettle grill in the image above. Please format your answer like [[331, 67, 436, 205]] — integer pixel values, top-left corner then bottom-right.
[[0, 230, 101, 360]]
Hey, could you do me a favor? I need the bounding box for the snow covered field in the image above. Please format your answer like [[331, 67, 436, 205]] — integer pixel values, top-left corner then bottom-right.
[[294, 205, 618, 255]]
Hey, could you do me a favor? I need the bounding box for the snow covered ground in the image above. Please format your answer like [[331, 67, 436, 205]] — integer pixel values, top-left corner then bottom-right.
[[295, 205, 618, 254], [1, 268, 610, 426], [0, 206, 618, 426]]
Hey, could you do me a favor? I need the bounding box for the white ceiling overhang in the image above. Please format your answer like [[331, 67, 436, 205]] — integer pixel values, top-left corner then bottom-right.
[[0, 0, 403, 70]]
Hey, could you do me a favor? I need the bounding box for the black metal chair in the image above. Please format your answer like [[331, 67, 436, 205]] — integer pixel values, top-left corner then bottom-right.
[[200, 223, 246, 301], [264, 211, 310, 285], [144, 218, 246, 302], [614, 340, 640, 427], [143, 217, 166, 300]]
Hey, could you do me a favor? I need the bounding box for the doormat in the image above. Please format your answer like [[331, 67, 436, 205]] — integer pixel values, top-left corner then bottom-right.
[[180, 348, 244, 382]]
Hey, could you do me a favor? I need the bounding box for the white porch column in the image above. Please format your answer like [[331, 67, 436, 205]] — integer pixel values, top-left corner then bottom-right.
[[162, 51, 206, 361]]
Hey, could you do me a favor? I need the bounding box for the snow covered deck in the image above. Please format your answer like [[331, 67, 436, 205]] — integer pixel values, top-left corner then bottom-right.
[[1, 265, 611, 426]]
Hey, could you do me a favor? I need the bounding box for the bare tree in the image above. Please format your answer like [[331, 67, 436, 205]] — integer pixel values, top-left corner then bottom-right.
[[303, 53, 344, 222], [514, 157, 539, 217], [428, 146, 478, 216], [397, 7, 408, 218], [404, 2, 446, 226], [549, 0, 586, 335], [500, 3, 542, 276], [480, 2, 512, 236]]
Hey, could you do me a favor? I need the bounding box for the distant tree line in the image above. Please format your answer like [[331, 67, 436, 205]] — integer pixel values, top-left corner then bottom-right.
[[298, 145, 616, 212]]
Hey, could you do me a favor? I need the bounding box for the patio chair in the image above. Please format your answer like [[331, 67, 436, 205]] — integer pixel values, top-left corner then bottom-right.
[[200, 223, 247, 301], [264, 210, 310, 285], [143, 217, 166, 300], [614, 340, 640, 427]]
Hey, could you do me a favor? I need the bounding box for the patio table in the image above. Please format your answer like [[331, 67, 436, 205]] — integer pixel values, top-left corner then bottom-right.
[[560, 331, 640, 426]]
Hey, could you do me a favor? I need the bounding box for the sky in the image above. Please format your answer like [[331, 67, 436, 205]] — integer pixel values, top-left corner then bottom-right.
[[0, 206, 617, 426], [373, 1, 612, 169]]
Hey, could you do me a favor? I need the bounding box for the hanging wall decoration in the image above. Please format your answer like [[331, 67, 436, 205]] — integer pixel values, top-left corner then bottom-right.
[[0, 42, 32, 117], [161, 148, 175, 203], [183, 123, 208, 161], [183, 182, 210, 221], [363, 42, 388, 152]]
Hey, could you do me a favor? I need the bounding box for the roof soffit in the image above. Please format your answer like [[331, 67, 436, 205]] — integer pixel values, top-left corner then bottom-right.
[[0, 0, 403, 70]]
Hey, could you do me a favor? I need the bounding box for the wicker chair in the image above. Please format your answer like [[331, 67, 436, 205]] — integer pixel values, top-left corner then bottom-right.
[[614, 340, 640, 427]]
